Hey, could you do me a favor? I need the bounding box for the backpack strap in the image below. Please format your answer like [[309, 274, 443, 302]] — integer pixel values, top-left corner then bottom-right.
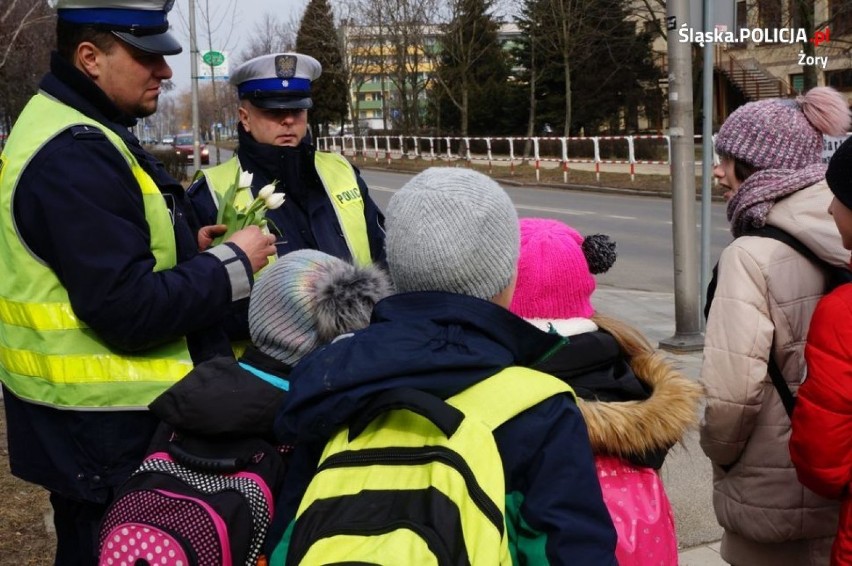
[[748, 225, 852, 291], [766, 355, 796, 417], [704, 225, 849, 418], [447, 366, 574, 431], [347, 388, 464, 441]]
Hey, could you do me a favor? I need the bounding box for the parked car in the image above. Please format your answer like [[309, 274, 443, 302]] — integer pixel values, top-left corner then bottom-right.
[[161, 135, 174, 145], [172, 133, 209, 165]]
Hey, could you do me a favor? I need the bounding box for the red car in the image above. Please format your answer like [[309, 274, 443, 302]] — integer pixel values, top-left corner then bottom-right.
[[172, 133, 210, 165]]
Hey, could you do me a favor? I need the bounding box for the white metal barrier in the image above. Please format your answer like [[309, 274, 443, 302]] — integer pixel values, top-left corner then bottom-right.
[[318, 132, 851, 186], [318, 134, 673, 182]]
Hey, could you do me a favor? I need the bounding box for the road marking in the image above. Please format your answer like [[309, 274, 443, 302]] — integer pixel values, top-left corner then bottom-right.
[[372, 184, 726, 230], [516, 204, 595, 216], [372, 187, 598, 217]]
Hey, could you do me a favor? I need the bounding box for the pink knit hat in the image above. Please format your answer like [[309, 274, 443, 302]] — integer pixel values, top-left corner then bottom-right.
[[714, 86, 851, 171], [509, 218, 616, 319]]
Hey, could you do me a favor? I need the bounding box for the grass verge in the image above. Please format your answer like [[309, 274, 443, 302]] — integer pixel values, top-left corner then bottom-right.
[[0, 403, 56, 565]]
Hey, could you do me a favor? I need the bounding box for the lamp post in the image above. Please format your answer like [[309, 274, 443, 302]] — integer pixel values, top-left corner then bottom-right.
[[659, 0, 703, 353], [189, 0, 201, 170]]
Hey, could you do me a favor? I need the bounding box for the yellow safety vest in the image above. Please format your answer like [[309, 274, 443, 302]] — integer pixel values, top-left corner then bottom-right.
[[199, 152, 373, 266], [0, 93, 193, 409]]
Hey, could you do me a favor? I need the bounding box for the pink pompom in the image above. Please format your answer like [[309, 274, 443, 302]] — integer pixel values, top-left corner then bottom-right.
[[800, 86, 851, 136]]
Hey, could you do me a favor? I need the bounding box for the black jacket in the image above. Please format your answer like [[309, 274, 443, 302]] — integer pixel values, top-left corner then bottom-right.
[[188, 125, 386, 264], [3, 53, 247, 502]]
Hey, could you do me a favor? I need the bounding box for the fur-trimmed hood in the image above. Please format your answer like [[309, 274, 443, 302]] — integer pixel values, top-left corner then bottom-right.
[[535, 314, 703, 462]]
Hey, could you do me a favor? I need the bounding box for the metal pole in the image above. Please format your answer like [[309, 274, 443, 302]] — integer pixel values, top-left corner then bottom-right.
[[659, 0, 704, 353], [700, 0, 713, 324], [188, 0, 201, 170]]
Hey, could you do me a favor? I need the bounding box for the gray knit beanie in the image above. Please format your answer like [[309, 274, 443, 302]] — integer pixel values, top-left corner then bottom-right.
[[248, 249, 392, 365], [386, 167, 519, 300]]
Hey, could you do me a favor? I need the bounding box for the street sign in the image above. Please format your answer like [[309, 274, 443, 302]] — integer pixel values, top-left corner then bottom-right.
[[202, 50, 225, 66], [197, 50, 229, 80]]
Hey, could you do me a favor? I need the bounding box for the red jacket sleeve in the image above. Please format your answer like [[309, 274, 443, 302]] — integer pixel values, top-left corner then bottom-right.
[[791, 285, 852, 499]]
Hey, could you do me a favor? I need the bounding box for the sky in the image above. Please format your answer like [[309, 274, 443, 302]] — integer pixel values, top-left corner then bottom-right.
[[162, 0, 517, 95], [165, 0, 308, 94]]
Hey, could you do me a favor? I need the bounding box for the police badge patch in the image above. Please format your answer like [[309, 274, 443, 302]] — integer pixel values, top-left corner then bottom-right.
[[275, 55, 297, 79]]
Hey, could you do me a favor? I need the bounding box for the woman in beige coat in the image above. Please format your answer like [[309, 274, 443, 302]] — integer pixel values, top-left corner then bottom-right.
[[700, 87, 851, 565]]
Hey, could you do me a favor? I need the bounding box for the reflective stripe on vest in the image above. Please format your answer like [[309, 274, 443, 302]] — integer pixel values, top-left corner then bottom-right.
[[0, 92, 192, 409], [203, 153, 373, 266]]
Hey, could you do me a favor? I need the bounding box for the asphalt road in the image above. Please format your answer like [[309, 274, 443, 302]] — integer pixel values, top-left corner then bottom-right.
[[361, 169, 732, 293]]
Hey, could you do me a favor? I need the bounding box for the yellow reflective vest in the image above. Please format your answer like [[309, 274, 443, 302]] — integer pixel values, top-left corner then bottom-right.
[[0, 93, 193, 410], [198, 152, 373, 266]]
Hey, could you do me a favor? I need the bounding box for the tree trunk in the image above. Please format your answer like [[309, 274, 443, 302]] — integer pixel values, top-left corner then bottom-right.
[[797, 0, 818, 90], [460, 77, 469, 137], [563, 57, 572, 137]]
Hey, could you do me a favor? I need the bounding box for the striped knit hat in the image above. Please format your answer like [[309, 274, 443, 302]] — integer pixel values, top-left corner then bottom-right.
[[386, 167, 519, 300], [510, 218, 616, 319], [248, 249, 392, 365]]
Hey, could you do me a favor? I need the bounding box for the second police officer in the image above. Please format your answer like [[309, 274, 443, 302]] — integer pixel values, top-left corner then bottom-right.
[[188, 52, 386, 268]]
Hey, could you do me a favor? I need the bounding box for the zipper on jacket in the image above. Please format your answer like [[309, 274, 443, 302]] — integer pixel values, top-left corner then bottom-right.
[[317, 446, 504, 535]]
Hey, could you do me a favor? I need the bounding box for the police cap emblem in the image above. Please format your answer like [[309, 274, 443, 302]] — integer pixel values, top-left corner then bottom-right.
[[275, 55, 298, 79]]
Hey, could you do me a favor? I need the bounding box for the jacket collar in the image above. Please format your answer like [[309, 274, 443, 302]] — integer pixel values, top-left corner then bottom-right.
[[372, 292, 564, 364], [277, 292, 564, 442], [240, 345, 294, 377], [237, 123, 314, 185]]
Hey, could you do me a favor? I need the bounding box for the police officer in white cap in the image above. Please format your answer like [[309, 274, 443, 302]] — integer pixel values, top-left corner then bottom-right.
[[0, 3, 276, 563], [188, 52, 386, 275]]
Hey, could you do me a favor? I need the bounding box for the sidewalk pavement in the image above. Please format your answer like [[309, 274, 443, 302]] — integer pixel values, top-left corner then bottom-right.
[[593, 287, 726, 565]]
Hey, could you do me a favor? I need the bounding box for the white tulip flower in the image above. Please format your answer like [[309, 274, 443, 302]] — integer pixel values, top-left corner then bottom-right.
[[257, 183, 276, 199], [265, 193, 286, 210], [238, 170, 254, 189]]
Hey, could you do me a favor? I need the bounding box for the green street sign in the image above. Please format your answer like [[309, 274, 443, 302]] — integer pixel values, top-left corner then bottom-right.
[[202, 51, 225, 66]]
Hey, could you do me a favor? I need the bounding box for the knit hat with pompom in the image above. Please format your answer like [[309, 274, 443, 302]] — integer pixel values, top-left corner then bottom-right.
[[509, 218, 616, 319], [248, 249, 392, 366], [714, 86, 851, 171]]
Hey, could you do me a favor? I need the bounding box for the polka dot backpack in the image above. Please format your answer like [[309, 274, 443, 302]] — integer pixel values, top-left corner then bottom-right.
[[98, 430, 288, 566]]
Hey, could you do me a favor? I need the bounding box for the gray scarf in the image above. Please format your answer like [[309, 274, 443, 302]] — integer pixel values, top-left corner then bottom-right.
[[727, 163, 826, 237]]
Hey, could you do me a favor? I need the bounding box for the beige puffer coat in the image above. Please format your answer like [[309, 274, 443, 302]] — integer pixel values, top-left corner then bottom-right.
[[700, 181, 844, 564]]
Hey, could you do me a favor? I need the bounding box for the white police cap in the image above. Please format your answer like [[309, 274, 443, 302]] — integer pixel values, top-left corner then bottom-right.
[[49, 0, 182, 56], [230, 53, 322, 110]]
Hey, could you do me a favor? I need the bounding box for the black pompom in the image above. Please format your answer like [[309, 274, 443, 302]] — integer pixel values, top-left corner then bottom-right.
[[582, 234, 616, 274]]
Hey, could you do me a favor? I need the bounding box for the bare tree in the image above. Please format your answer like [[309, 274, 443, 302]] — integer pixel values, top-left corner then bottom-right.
[[633, 0, 666, 41], [338, 0, 396, 133], [238, 12, 298, 64], [430, 0, 507, 137], [0, 0, 52, 72], [177, 82, 239, 136], [537, 0, 597, 136], [357, 0, 441, 134], [0, 1, 53, 131]]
